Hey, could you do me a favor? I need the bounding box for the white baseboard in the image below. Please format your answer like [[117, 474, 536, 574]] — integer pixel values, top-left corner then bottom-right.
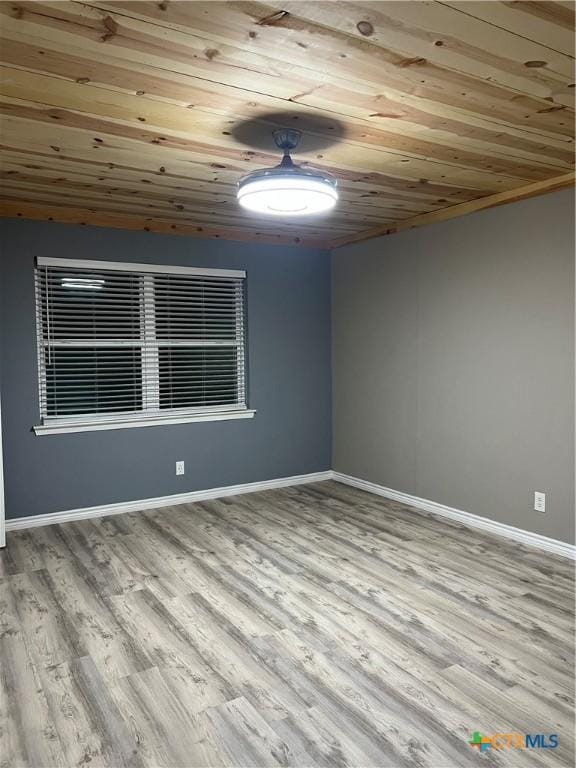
[[6, 469, 574, 560], [332, 472, 576, 560], [4, 471, 333, 533]]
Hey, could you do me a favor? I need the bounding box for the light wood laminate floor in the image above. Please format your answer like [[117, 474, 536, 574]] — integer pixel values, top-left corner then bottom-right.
[[1, 481, 574, 768]]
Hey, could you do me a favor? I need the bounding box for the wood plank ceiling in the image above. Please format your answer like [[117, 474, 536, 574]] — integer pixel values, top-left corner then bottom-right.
[[0, 1, 574, 247]]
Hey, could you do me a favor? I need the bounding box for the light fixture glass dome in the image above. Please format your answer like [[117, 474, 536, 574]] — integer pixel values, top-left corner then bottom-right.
[[237, 129, 338, 216]]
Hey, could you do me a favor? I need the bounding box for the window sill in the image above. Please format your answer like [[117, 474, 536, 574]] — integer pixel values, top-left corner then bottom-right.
[[33, 409, 257, 435]]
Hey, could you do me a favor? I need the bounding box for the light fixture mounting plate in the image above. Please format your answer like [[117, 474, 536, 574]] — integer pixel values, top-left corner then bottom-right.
[[272, 128, 302, 152]]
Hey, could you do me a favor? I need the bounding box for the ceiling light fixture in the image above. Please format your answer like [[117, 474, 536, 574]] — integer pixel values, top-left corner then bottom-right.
[[237, 128, 338, 216]]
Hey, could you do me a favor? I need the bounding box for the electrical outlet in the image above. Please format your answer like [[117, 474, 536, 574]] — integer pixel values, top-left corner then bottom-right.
[[176, 461, 185, 476], [534, 491, 546, 513]]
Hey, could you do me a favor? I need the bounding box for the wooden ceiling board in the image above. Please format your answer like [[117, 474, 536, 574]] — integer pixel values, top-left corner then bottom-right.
[[83, 1, 575, 121], [0, 1, 574, 246], [447, 1, 575, 56], [4, 64, 570, 174]]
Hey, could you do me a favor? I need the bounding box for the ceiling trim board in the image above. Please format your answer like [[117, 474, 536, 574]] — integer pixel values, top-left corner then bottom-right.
[[329, 173, 576, 248]]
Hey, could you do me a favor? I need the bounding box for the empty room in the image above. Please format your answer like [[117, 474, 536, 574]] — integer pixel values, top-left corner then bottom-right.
[[0, 2, 574, 767]]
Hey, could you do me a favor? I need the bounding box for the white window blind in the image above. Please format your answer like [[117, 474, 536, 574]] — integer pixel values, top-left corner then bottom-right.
[[34, 258, 248, 431]]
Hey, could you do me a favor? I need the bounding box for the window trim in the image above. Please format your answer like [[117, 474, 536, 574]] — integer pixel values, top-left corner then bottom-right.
[[33, 258, 254, 435], [33, 409, 256, 435]]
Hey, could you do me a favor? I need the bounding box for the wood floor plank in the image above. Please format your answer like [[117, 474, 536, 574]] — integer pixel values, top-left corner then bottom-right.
[[109, 666, 221, 768], [7, 569, 85, 668], [38, 655, 141, 768], [202, 695, 309, 768], [0, 636, 67, 768], [0, 480, 574, 767]]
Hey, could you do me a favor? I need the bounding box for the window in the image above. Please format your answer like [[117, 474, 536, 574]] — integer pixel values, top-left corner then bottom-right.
[[34, 258, 254, 434]]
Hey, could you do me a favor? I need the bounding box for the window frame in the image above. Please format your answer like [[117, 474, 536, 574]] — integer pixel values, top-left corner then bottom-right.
[[33, 258, 255, 435]]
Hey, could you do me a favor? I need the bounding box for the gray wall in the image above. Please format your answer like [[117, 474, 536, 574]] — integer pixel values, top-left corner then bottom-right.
[[332, 189, 575, 544], [1, 190, 573, 540], [0, 220, 331, 520]]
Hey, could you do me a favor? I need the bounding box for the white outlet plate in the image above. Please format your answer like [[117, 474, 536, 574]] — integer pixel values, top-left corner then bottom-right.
[[534, 491, 546, 513], [176, 461, 185, 476]]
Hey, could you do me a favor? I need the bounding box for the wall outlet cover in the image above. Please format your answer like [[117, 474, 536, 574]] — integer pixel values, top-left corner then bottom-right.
[[534, 491, 546, 513]]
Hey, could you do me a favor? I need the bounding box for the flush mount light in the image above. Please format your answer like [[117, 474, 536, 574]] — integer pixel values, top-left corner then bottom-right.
[[237, 128, 338, 216]]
